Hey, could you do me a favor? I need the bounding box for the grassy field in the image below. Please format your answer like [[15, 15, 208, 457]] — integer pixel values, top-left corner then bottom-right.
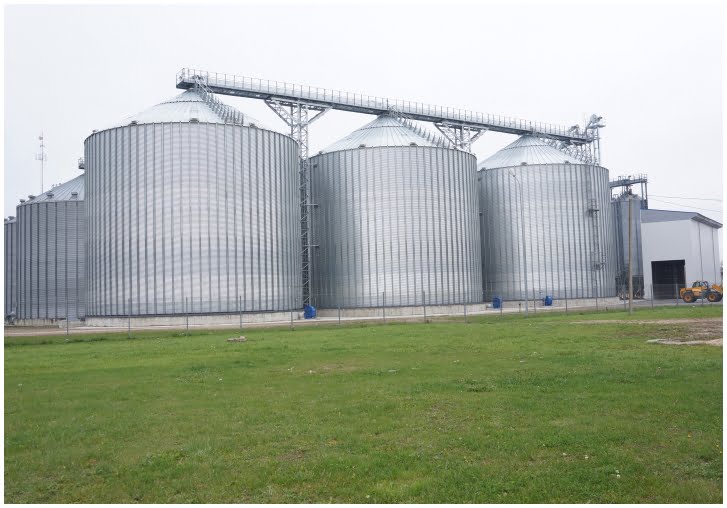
[[4, 306, 723, 503]]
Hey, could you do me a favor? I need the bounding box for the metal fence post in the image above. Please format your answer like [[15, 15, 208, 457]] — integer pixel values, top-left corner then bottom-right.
[[239, 295, 243, 333], [383, 292, 386, 323], [338, 303, 341, 326], [675, 284, 679, 306], [464, 302, 467, 323], [127, 297, 131, 339], [422, 290, 427, 323], [185, 297, 189, 336], [289, 285, 294, 330], [565, 287, 568, 313]]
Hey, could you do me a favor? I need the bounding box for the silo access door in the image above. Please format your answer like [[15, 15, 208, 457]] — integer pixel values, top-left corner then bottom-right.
[[651, 260, 686, 299]]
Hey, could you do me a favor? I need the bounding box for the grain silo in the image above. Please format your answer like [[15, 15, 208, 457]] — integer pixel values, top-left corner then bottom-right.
[[479, 135, 616, 300], [611, 191, 645, 297], [84, 90, 300, 317], [15, 174, 86, 322], [309, 114, 482, 308], [4, 216, 17, 320]]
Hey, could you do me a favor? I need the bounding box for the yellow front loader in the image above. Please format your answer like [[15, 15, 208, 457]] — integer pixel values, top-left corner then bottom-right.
[[679, 281, 723, 303]]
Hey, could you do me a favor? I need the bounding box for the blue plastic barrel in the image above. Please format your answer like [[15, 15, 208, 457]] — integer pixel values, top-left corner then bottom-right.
[[303, 305, 317, 319], [543, 295, 553, 306], [492, 297, 502, 309]]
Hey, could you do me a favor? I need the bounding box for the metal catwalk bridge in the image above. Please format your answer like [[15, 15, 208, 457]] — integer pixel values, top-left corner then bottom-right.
[[176, 68, 596, 147]]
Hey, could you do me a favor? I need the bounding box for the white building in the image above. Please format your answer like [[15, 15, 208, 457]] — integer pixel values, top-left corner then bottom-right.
[[640, 209, 722, 299]]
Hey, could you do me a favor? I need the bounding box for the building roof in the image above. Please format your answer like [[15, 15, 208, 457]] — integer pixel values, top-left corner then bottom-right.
[[478, 135, 582, 170], [99, 90, 269, 131], [641, 209, 722, 229], [20, 173, 85, 205], [319, 114, 451, 153]]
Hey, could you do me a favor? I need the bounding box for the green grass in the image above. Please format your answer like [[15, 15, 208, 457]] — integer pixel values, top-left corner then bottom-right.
[[4, 306, 723, 503]]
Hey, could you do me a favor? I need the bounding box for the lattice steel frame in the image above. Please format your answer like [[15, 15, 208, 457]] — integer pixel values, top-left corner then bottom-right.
[[434, 122, 486, 152], [266, 99, 330, 306]]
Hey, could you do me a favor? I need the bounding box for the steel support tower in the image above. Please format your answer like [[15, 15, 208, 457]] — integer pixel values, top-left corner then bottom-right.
[[265, 99, 329, 306]]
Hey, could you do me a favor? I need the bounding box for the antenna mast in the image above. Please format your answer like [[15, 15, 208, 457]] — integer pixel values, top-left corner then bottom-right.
[[35, 133, 47, 193]]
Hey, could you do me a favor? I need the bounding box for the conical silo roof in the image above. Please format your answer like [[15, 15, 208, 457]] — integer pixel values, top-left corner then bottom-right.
[[22, 174, 85, 204], [99, 90, 269, 131], [478, 135, 581, 170], [320, 114, 451, 153]]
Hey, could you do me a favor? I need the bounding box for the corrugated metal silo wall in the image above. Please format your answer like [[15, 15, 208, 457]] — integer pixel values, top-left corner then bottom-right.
[[309, 146, 482, 308], [479, 164, 616, 300], [4, 219, 17, 317], [16, 200, 87, 320], [611, 195, 644, 278], [84, 123, 301, 316]]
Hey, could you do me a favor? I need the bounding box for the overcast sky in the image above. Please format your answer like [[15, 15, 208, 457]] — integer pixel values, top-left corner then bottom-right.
[[4, 3, 723, 226]]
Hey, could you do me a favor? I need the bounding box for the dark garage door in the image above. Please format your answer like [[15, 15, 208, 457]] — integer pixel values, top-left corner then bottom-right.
[[651, 260, 686, 299]]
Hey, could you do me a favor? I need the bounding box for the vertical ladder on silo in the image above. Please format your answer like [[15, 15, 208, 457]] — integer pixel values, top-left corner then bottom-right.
[[587, 197, 604, 297]]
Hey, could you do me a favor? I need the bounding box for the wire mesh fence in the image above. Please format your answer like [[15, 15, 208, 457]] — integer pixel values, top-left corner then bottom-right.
[[7, 284, 722, 336]]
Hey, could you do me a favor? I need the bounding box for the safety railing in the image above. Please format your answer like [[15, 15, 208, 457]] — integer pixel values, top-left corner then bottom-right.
[[176, 68, 593, 143]]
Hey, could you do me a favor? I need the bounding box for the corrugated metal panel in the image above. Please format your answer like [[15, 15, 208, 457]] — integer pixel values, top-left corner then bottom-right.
[[15, 190, 87, 321], [85, 122, 301, 316], [479, 163, 617, 300], [478, 135, 580, 170], [310, 145, 482, 308], [4, 217, 17, 317], [98, 90, 271, 131], [612, 195, 644, 278], [320, 115, 450, 153]]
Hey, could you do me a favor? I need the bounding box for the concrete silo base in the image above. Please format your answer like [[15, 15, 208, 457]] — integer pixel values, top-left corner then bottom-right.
[[84, 310, 304, 328]]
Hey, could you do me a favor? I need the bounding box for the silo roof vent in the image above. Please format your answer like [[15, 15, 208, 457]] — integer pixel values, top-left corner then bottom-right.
[[25, 174, 85, 203]]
